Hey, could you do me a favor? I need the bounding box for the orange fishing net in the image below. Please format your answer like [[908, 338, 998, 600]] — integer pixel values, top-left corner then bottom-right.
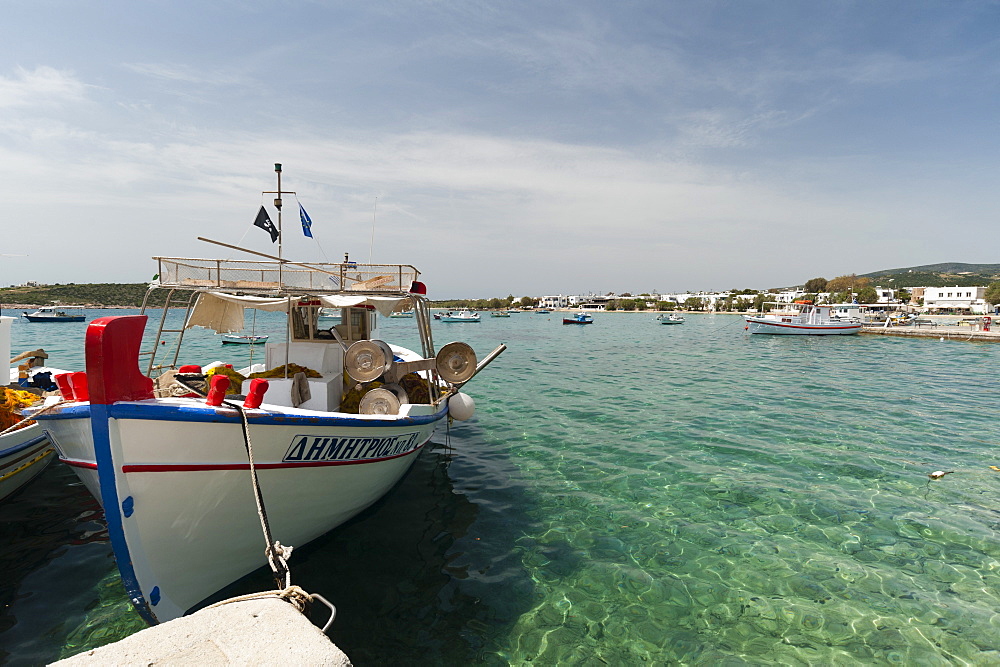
[[0, 387, 41, 431]]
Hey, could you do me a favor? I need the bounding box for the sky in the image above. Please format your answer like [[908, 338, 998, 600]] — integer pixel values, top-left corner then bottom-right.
[[2, 1, 999, 298]]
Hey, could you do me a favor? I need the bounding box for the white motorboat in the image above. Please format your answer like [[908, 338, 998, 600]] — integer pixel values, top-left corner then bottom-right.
[[22, 306, 86, 323], [440, 310, 481, 322], [220, 334, 269, 345], [656, 314, 685, 325], [29, 166, 505, 625], [744, 301, 862, 335]]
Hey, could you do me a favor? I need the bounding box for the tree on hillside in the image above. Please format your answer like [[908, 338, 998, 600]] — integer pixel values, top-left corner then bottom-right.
[[985, 282, 1000, 306], [856, 286, 878, 304], [826, 274, 870, 293], [519, 296, 536, 308], [804, 277, 828, 293]]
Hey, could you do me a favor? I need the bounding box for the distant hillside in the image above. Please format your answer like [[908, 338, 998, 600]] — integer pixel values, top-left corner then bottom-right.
[[858, 263, 1000, 288], [0, 283, 165, 308]]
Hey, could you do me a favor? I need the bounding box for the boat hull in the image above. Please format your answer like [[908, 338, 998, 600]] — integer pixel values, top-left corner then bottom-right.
[[562, 319, 593, 325], [744, 318, 861, 335], [23, 315, 85, 323], [39, 399, 445, 623], [0, 424, 54, 501], [221, 336, 268, 345]]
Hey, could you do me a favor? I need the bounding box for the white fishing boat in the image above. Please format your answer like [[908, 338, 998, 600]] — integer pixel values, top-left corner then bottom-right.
[[29, 166, 505, 625], [744, 301, 862, 335], [22, 306, 86, 323], [440, 310, 481, 322], [489, 311, 510, 318], [656, 314, 685, 325], [220, 334, 269, 345], [389, 310, 415, 318], [0, 316, 57, 502]]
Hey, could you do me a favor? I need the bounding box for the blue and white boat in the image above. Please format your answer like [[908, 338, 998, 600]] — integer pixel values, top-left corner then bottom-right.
[[563, 313, 594, 325], [28, 167, 505, 625]]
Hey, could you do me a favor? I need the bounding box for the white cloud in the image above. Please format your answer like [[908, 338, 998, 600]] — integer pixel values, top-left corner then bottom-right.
[[0, 66, 89, 108]]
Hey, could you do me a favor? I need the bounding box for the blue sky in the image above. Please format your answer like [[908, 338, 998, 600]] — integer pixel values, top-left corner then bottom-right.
[[2, 1, 999, 298]]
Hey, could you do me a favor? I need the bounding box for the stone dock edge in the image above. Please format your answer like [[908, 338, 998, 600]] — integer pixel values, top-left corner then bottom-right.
[[860, 325, 1000, 342], [52, 597, 352, 665]]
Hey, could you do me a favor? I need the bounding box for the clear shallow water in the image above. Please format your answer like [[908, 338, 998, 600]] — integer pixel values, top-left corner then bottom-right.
[[3, 310, 1000, 664]]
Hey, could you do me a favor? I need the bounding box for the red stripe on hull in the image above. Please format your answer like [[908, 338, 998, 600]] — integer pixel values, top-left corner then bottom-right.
[[120, 443, 424, 473]]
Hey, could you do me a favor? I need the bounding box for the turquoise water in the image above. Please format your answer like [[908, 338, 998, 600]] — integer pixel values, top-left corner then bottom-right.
[[3, 310, 1000, 664]]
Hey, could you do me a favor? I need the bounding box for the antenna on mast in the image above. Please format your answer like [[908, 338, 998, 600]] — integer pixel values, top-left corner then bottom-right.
[[262, 163, 295, 284]]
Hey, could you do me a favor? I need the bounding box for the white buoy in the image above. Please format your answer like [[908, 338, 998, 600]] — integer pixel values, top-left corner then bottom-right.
[[448, 392, 476, 421]]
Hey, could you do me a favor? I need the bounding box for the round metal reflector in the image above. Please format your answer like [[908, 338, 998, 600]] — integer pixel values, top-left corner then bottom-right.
[[344, 340, 389, 383], [359, 387, 401, 415], [436, 342, 477, 384]]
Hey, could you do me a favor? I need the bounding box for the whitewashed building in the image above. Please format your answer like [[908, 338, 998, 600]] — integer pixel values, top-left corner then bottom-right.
[[922, 286, 988, 314], [537, 295, 569, 309]]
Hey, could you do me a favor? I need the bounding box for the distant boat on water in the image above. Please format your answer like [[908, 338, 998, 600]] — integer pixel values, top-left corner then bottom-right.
[[220, 334, 269, 345], [22, 307, 85, 323], [563, 313, 593, 325]]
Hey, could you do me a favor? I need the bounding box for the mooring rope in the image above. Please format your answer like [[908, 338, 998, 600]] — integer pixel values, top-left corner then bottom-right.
[[202, 399, 338, 631], [226, 398, 292, 587]]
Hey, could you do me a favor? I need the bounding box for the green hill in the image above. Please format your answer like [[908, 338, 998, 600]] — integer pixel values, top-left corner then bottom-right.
[[0, 283, 164, 308], [859, 263, 1000, 288]]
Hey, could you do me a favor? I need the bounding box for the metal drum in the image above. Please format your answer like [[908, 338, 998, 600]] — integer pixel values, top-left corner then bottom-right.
[[344, 340, 394, 383], [435, 342, 477, 384], [359, 383, 408, 415]]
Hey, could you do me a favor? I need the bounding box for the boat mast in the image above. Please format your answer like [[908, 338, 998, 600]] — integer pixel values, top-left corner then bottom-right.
[[262, 163, 292, 287]]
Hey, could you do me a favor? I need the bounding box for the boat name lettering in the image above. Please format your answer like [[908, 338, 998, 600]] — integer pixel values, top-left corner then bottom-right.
[[283, 433, 420, 462]]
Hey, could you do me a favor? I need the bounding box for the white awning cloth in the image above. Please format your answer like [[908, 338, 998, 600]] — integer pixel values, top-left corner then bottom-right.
[[186, 292, 411, 333]]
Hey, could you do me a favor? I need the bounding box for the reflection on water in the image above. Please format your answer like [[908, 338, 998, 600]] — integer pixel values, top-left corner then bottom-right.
[[3, 312, 1000, 663]]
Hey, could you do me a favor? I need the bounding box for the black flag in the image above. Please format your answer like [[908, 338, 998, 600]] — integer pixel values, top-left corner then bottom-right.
[[254, 206, 278, 243]]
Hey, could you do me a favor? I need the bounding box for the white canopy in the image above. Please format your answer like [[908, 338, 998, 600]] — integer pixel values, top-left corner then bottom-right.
[[186, 292, 412, 333]]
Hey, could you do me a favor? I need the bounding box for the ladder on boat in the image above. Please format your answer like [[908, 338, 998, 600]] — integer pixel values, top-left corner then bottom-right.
[[139, 288, 198, 376]]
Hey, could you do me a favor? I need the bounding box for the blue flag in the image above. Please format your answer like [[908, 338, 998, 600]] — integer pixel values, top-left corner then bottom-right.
[[299, 203, 313, 238]]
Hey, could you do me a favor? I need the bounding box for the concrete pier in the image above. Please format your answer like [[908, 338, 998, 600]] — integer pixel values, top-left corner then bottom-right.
[[861, 324, 1000, 342], [53, 598, 352, 665]]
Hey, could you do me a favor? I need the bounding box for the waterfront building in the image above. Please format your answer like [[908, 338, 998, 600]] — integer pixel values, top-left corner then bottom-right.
[[922, 286, 988, 314]]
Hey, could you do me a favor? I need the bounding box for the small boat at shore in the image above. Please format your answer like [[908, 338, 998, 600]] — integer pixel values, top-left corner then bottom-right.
[[489, 311, 510, 318], [220, 334, 269, 345], [744, 301, 862, 335], [656, 314, 685, 325], [563, 313, 593, 325], [29, 166, 506, 625], [22, 306, 86, 323]]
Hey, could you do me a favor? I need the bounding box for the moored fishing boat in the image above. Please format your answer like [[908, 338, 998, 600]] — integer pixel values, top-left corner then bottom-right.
[[440, 310, 480, 322], [489, 311, 510, 318], [28, 166, 505, 625], [221, 334, 269, 345], [0, 316, 58, 501], [563, 313, 593, 325], [656, 313, 685, 325], [744, 301, 862, 335]]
